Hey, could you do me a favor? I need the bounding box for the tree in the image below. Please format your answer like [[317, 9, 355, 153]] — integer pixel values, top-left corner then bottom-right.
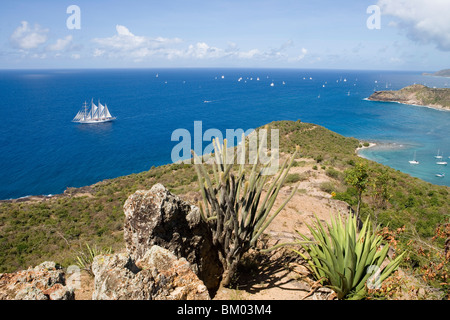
[[345, 161, 370, 221], [369, 168, 391, 225]]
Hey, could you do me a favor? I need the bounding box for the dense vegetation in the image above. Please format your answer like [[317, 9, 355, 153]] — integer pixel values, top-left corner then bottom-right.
[[0, 120, 448, 298]]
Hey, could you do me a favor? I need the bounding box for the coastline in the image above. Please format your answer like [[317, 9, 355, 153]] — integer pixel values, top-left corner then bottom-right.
[[367, 97, 450, 112], [355, 142, 377, 155]]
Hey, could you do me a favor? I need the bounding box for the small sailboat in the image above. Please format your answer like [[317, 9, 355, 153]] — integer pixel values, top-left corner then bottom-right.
[[434, 150, 443, 159], [435, 151, 447, 165], [73, 99, 116, 124], [435, 173, 445, 178], [409, 151, 419, 165], [270, 82, 275, 87]]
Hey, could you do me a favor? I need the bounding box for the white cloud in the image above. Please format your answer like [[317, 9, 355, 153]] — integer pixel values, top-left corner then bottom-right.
[[92, 25, 307, 64], [10, 21, 48, 50], [289, 48, 308, 62], [47, 35, 73, 51], [93, 48, 105, 57], [92, 25, 182, 60], [378, 0, 450, 51], [184, 42, 225, 59]]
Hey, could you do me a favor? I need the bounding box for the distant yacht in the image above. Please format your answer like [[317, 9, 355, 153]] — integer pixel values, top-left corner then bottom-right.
[[436, 173, 445, 178], [73, 100, 116, 124], [436, 161, 448, 166], [434, 150, 443, 159], [270, 82, 275, 87], [409, 151, 419, 165]]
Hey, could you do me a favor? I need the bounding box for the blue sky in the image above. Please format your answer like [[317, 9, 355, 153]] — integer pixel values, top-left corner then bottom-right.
[[1, 0, 449, 70]]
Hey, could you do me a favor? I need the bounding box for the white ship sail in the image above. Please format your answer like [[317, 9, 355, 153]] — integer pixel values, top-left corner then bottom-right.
[[72, 99, 116, 124]]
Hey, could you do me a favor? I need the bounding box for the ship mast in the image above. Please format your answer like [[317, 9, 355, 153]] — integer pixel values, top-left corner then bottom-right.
[[83, 101, 88, 120], [90, 99, 94, 119]]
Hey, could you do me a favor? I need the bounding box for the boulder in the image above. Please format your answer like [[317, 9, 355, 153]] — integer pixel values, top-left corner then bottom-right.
[[0, 261, 74, 300], [91, 246, 210, 300], [123, 184, 223, 292]]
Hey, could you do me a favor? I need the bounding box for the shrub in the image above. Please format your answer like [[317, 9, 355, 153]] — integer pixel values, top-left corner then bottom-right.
[[286, 173, 301, 184], [325, 167, 340, 180], [294, 213, 405, 300], [320, 182, 335, 194], [76, 243, 112, 276]]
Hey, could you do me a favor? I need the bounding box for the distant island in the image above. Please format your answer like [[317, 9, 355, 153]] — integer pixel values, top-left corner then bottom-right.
[[422, 69, 450, 77], [368, 84, 450, 111]]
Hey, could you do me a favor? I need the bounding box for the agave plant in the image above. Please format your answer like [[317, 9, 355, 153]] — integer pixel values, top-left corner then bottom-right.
[[192, 129, 299, 287], [76, 243, 112, 276], [294, 213, 405, 300]]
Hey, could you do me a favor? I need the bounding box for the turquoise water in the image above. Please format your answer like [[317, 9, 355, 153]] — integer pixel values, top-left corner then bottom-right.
[[0, 68, 448, 200]]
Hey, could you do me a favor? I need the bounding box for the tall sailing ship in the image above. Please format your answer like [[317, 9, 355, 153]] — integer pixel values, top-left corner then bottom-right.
[[72, 99, 116, 124]]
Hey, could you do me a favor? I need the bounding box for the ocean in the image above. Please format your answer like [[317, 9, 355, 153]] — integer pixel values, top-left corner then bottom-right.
[[0, 68, 449, 200]]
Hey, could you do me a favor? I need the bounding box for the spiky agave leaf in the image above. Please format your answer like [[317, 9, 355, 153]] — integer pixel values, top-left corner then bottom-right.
[[295, 213, 405, 300]]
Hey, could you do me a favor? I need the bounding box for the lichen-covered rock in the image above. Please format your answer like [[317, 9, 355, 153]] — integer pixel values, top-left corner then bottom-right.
[[0, 261, 74, 300], [123, 184, 223, 292], [91, 246, 210, 300]]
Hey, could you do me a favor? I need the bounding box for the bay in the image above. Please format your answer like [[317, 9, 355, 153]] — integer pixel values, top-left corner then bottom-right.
[[0, 68, 448, 200]]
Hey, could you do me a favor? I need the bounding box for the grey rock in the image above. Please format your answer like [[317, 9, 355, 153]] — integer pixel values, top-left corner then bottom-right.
[[91, 246, 210, 300], [0, 261, 74, 300], [123, 184, 222, 292]]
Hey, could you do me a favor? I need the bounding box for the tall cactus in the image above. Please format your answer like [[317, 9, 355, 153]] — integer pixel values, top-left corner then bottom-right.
[[192, 128, 299, 287]]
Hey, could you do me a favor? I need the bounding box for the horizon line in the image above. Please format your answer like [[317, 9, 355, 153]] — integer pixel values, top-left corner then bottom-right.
[[0, 66, 436, 73]]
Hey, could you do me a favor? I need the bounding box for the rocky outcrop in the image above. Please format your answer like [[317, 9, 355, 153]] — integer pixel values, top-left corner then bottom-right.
[[90, 184, 222, 300], [368, 84, 450, 111], [1, 184, 221, 300], [123, 183, 223, 292], [91, 246, 210, 300], [0, 261, 74, 300]]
